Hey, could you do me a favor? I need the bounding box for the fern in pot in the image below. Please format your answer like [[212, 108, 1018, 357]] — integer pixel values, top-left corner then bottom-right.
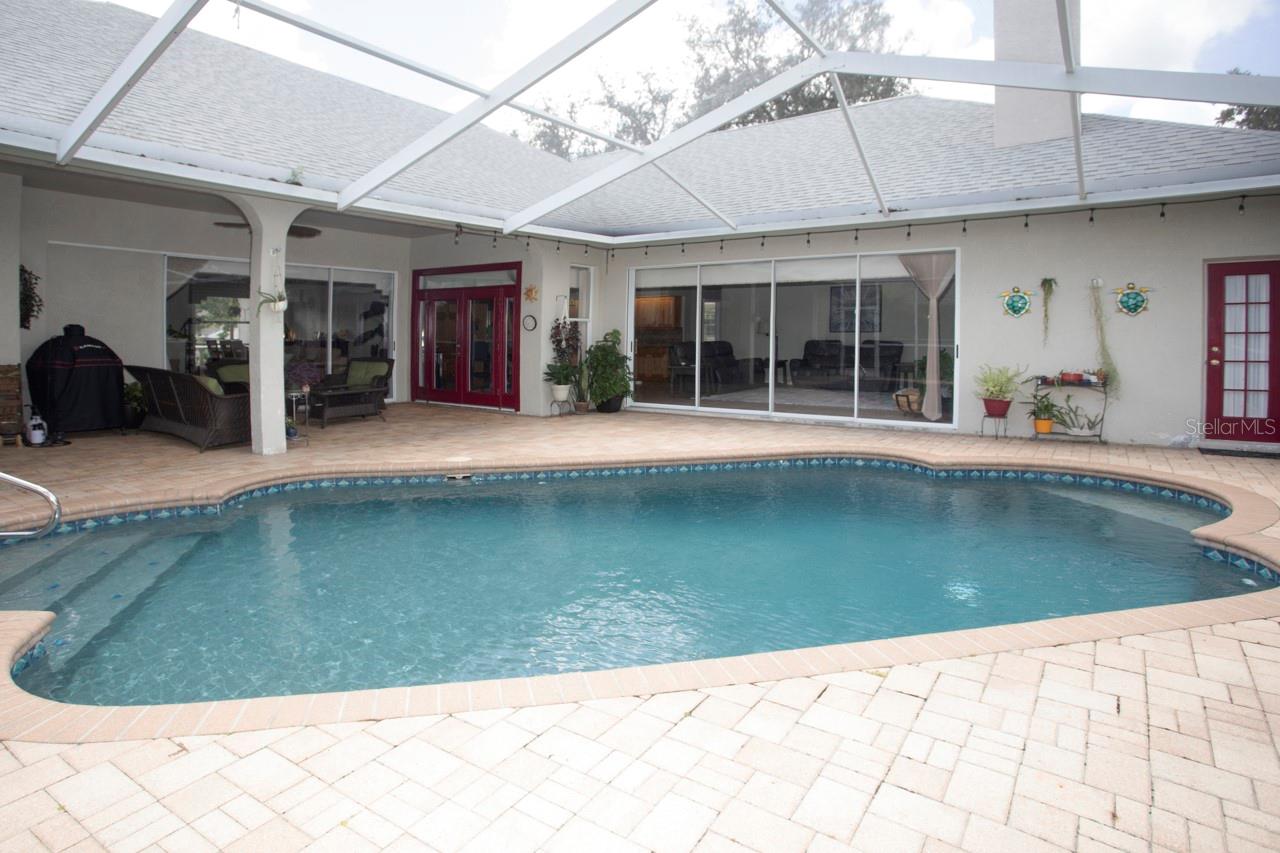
[[583, 330, 633, 413], [974, 364, 1024, 418]]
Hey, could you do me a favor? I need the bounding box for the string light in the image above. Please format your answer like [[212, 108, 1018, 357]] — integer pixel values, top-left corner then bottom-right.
[[610, 248, 615, 260], [453, 223, 462, 245], [805, 232, 811, 246], [465, 193, 1275, 263], [491, 232, 497, 249]]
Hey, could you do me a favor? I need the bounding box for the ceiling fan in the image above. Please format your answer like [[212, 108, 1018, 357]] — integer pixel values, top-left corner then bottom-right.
[[213, 221, 322, 239]]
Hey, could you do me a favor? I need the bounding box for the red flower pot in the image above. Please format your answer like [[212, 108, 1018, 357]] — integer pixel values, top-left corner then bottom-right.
[[982, 398, 1012, 418]]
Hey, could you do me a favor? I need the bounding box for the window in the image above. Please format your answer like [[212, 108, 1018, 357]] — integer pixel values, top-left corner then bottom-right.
[[568, 265, 594, 363], [628, 251, 956, 424], [165, 255, 395, 393]]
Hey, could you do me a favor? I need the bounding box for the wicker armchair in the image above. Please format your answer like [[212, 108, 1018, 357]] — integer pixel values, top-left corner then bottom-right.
[[309, 357, 394, 428], [126, 365, 251, 451]]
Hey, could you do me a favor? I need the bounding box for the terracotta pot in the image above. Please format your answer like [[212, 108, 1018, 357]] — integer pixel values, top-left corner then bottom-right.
[[1060, 372, 1084, 383], [1034, 418, 1054, 434], [573, 401, 589, 414], [982, 398, 1012, 418]]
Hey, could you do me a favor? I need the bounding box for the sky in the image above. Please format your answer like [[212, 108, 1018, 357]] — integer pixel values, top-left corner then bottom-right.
[[100, 0, 1280, 138]]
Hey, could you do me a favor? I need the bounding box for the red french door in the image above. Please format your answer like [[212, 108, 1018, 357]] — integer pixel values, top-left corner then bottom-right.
[[1206, 260, 1280, 442], [412, 285, 519, 410]]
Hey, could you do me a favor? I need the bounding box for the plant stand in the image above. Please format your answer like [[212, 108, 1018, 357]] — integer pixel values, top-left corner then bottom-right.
[[1030, 377, 1108, 442], [287, 389, 309, 446], [550, 399, 575, 416], [980, 414, 1008, 439]]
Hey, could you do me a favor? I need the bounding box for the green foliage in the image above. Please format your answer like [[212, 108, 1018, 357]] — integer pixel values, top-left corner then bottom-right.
[[1040, 277, 1056, 344], [1025, 391, 1058, 420], [19, 265, 42, 330], [1088, 282, 1120, 396], [256, 289, 287, 315], [973, 364, 1025, 401], [542, 362, 579, 385], [1053, 394, 1104, 432], [1216, 69, 1280, 131], [521, 0, 908, 157], [584, 329, 633, 405], [123, 381, 145, 411]]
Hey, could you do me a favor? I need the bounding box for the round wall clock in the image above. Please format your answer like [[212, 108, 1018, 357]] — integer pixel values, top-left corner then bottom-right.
[[522, 314, 538, 331]]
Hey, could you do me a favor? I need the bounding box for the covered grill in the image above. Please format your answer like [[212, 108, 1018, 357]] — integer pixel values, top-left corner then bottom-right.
[[25, 324, 125, 435]]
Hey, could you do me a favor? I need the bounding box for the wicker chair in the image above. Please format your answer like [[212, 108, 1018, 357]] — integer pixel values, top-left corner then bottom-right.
[[126, 365, 251, 451], [309, 357, 394, 428]]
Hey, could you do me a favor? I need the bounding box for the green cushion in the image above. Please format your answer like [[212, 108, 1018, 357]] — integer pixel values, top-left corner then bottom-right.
[[215, 363, 250, 384], [347, 360, 389, 387], [195, 375, 224, 396]]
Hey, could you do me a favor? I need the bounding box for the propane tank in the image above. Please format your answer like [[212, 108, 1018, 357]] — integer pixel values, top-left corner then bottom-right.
[[25, 408, 46, 447]]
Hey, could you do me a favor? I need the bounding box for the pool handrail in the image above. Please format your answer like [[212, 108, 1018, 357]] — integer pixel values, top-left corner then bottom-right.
[[0, 471, 61, 541]]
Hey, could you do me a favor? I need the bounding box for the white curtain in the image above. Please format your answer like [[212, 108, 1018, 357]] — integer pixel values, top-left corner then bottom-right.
[[900, 253, 955, 421]]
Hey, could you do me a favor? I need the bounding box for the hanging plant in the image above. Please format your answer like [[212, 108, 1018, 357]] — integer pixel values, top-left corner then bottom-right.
[[19, 265, 43, 329], [1040, 277, 1057, 344], [1089, 280, 1120, 396]]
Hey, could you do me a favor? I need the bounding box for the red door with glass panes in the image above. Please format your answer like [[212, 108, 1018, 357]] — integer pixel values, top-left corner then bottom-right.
[[412, 284, 519, 411], [1206, 261, 1280, 442]]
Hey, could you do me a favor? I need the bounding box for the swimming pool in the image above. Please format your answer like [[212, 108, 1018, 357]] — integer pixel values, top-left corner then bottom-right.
[[0, 463, 1258, 706]]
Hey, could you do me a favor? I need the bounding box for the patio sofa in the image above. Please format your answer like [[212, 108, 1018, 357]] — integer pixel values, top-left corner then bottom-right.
[[309, 357, 394, 428], [126, 365, 251, 451], [667, 341, 761, 395], [208, 359, 250, 395]]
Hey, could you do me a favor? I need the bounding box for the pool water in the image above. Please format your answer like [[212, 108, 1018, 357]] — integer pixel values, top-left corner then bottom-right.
[[0, 467, 1254, 705]]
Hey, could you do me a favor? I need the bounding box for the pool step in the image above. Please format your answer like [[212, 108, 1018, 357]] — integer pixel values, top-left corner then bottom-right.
[[25, 533, 207, 675], [0, 531, 149, 610]]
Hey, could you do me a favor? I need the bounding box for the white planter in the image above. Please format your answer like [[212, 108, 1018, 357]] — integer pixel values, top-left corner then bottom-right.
[[551, 384, 572, 402], [269, 300, 288, 313]]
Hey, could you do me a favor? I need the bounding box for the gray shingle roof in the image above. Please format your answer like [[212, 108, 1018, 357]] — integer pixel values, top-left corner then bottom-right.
[[3, 0, 1280, 236]]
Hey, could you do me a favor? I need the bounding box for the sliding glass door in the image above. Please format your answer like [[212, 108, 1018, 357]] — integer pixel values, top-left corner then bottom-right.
[[628, 251, 956, 425]]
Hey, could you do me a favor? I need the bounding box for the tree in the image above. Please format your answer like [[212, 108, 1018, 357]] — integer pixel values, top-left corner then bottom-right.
[[1216, 69, 1280, 131], [685, 0, 908, 127], [519, 0, 907, 156]]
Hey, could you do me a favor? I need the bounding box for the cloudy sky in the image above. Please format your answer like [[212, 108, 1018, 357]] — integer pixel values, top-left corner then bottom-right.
[[102, 0, 1279, 136]]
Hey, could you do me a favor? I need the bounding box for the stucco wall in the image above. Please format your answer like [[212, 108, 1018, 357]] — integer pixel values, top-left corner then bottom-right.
[[593, 195, 1280, 446], [18, 186, 415, 400]]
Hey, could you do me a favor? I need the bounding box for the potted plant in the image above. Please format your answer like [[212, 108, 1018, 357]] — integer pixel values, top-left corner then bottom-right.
[[19, 265, 43, 330], [285, 416, 299, 439], [122, 381, 146, 429], [542, 362, 578, 402], [574, 365, 590, 414], [1025, 391, 1057, 435], [584, 329, 633, 413], [974, 364, 1024, 418], [1054, 395, 1103, 436], [257, 290, 288, 314]]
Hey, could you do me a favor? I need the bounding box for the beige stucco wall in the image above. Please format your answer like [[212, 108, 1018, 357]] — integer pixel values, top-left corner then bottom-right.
[[11, 181, 1280, 446], [17, 186, 415, 400], [593, 195, 1280, 446]]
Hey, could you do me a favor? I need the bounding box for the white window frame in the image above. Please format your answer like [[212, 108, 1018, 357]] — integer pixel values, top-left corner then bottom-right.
[[625, 247, 960, 430]]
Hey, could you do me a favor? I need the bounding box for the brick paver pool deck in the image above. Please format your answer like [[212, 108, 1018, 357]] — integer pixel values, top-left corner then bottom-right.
[[0, 405, 1279, 851]]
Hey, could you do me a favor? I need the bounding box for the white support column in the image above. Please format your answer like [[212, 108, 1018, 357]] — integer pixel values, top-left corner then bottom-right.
[[0, 174, 19, 367], [223, 195, 308, 455]]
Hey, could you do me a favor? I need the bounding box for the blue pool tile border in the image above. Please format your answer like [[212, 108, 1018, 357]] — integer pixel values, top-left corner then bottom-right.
[[9, 455, 1271, 586], [7, 457, 1236, 542]]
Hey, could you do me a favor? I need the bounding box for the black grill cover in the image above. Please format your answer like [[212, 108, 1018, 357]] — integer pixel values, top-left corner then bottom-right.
[[26, 325, 125, 433]]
